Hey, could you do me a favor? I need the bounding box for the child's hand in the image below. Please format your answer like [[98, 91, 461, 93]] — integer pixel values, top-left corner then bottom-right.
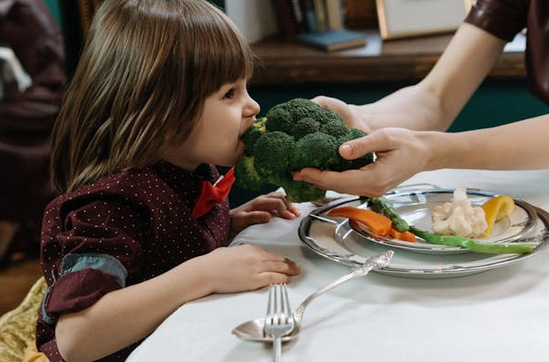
[[229, 192, 301, 235], [199, 244, 301, 293]]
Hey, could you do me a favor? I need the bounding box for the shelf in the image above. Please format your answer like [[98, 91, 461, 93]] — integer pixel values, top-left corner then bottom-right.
[[250, 30, 526, 85]]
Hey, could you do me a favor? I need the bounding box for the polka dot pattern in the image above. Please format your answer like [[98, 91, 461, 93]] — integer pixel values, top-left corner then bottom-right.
[[36, 161, 230, 362]]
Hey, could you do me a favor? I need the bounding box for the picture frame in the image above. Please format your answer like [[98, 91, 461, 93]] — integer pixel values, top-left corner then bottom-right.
[[376, 0, 468, 40]]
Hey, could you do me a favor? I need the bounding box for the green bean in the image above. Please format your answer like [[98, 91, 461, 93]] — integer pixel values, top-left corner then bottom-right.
[[409, 226, 535, 254], [369, 198, 409, 231]]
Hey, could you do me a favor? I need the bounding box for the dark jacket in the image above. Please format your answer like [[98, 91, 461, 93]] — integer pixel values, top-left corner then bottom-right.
[[0, 0, 65, 240], [465, 0, 549, 105]]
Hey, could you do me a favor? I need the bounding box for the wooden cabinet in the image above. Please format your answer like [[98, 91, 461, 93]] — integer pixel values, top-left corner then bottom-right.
[[250, 31, 525, 85]]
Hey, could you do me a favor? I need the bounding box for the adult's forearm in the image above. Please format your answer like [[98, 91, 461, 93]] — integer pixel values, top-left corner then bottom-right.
[[426, 113, 549, 170], [356, 83, 448, 132], [362, 24, 506, 134], [422, 24, 505, 120]]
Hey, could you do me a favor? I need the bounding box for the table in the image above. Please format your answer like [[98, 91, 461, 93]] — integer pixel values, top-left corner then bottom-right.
[[127, 169, 549, 362]]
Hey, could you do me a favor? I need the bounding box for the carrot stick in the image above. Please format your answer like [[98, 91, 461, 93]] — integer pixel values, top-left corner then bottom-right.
[[388, 227, 416, 243], [327, 206, 392, 236]]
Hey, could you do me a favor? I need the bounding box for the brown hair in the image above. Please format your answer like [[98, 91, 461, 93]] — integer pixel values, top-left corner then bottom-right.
[[50, 0, 254, 193]]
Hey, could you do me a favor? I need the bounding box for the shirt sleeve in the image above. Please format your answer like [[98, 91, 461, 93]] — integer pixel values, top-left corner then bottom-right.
[[464, 0, 529, 41], [41, 197, 149, 324]]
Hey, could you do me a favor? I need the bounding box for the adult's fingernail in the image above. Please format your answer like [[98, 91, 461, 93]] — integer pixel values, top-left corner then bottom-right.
[[340, 144, 352, 157]]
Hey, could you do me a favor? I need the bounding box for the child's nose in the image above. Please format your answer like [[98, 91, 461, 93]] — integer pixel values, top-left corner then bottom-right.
[[245, 97, 260, 117]]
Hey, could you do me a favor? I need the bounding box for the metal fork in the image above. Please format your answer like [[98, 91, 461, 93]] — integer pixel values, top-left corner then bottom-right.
[[264, 284, 295, 362]]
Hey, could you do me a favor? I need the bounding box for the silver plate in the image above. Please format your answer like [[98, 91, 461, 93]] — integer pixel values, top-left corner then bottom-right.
[[298, 193, 549, 278]]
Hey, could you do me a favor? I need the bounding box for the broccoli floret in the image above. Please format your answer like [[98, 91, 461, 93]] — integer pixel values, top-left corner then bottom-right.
[[343, 128, 367, 141], [264, 106, 294, 134], [291, 133, 339, 170], [291, 117, 321, 140], [242, 117, 266, 156], [265, 98, 337, 133], [319, 120, 349, 139], [235, 98, 375, 203], [253, 131, 296, 178], [278, 179, 326, 203], [234, 156, 265, 191]]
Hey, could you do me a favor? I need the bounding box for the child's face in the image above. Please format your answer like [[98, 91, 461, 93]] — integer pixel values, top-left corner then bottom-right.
[[163, 78, 259, 171]]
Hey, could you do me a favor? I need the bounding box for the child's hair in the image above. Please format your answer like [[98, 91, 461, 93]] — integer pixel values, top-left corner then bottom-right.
[[50, 0, 254, 193]]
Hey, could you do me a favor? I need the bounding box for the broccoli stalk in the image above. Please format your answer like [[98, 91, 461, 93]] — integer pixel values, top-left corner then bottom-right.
[[235, 98, 374, 203]]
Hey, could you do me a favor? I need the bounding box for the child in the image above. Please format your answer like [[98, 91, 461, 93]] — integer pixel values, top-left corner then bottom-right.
[[35, 1, 301, 361]]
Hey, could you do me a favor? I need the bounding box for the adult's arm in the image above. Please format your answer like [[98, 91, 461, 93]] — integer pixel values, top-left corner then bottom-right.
[[294, 24, 549, 196], [339, 23, 507, 134]]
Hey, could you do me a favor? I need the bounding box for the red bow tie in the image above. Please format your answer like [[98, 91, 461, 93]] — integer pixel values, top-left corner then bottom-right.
[[192, 167, 235, 219]]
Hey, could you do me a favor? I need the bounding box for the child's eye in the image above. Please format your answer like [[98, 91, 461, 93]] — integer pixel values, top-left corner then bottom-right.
[[223, 88, 236, 99]]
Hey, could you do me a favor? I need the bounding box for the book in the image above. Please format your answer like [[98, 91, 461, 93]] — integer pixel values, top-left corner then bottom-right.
[[273, 0, 298, 40], [324, 0, 343, 30], [289, 0, 308, 33], [312, 0, 327, 32], [301, 0, 317, 32], [296, 29, 367, 51]]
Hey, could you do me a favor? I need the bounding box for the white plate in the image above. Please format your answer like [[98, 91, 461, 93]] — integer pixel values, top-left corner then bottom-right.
[[299, 193, 549, 278]]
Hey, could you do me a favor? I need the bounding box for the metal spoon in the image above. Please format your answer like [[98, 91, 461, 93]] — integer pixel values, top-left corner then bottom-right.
[[232, 250, 394, 342]]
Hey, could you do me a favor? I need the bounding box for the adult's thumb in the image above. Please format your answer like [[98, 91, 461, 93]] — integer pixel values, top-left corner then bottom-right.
[[339, 136, 373, 160], [312, 96, 353, 120]]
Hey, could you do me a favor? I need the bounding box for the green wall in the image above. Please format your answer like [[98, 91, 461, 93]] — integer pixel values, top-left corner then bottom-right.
[[249, 79, 548, 132], [43, 0, 61, 26]]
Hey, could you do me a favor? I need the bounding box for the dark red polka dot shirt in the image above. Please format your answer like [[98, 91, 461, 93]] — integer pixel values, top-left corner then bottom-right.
[[36, 161, 230, 362]]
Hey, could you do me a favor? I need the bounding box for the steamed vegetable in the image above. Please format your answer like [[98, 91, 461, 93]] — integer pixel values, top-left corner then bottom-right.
[[481, 195, 516, 237], [369, 198, 410, 231], [327, 206, 392, 236], [373, 197, 534, 254], [330, 200, 535, 254], [235, 98, 375, 203], [409, 226, 535, 254], [327, 206, 416, 243]]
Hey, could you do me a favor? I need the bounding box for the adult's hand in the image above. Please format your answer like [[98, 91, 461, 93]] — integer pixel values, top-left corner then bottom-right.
[[293, 127, 433, 197], [312, 95, 371, 132]]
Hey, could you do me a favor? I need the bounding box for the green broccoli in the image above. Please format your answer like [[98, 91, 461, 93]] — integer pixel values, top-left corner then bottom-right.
[[235, 98, 374, 203], [291, 117, 321, 140], [234, 156, 265, 192], [253, 131, 295, 179], [241, 117, 266, 156], [291, 133, 340, 170]]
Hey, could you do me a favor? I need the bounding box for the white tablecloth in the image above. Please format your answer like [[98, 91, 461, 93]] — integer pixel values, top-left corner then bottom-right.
[[127, 169, 549, 362]]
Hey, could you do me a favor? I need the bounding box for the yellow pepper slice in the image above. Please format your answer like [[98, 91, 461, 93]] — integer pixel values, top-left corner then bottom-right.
[[482, 195, 515, 237]]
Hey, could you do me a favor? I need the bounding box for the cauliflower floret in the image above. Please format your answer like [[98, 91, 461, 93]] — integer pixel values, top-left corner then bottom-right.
[[431, 187, 487, 238]]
